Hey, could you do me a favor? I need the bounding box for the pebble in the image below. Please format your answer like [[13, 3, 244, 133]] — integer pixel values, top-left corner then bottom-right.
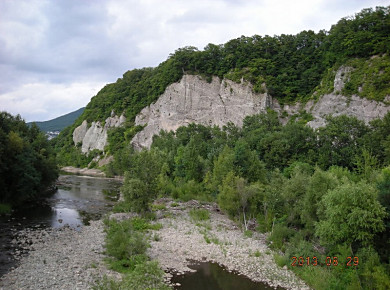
[[0, 220, 114, 290]]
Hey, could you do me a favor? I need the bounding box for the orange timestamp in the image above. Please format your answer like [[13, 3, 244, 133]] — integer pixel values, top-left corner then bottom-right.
[[291, 256, 359, 267]]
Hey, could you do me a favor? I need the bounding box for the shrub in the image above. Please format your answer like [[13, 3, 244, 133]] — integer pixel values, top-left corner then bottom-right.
[[104, 219, 149, 262], [189, 208, 210, 221]]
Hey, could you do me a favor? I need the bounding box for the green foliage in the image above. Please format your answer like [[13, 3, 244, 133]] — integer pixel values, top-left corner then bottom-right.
[[357, 247, 390, 289], [316, 181, 386, 247], [342, 55, 390, 101], [189, 208, 210, 222], [122, 176, 151, 213], [99, 217, 168, 289], [268, 223, 295, 251], [317, 115, 369, 170], [217, 172, 243, 218], [117, 260, 170, 290], [0, 112, 58, 206], [104, 218, 149, 262]]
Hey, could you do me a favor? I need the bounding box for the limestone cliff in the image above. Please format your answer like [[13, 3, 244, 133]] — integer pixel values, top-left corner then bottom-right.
[[131, 75, 272, 149], [72, 112, 126, 153], [73, 67, 389, 153], [130, 70, 390, 149], [275, 66, 390, 128]]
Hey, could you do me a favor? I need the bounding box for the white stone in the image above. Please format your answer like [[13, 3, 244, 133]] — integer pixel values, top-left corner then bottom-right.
[[131, 75, 272, 149], [72, 114, 126, 154]]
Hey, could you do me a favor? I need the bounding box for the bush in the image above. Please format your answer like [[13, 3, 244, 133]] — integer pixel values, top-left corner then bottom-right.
[[268, 223, 295, 251], [122, 176, 150, 213], [116, 261, 169, 290], [104, 219, 149, 262]]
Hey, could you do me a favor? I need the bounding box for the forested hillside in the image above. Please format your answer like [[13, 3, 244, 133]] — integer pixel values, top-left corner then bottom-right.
[[29, 107, 85, 133], [53, 6, 390, 164]]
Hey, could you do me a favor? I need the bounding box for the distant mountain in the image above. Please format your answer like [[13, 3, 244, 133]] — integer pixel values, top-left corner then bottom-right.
[[29, 107, 85, 132]]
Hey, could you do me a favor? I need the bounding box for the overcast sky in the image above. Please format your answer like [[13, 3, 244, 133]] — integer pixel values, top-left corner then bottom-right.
[[1, 0, 388, 122]]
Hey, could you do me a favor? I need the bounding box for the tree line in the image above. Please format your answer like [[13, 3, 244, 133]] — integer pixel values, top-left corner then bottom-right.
[[108, 111, 390, 289], [52, 6, 390, 164], [0, 112, 58, 211]]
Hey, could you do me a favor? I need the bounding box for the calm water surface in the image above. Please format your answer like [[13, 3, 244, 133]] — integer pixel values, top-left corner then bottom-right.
[[172, 261, 285, 290]]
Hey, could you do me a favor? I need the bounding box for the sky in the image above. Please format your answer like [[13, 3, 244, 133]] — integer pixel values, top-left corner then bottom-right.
[[0, 0, 388, 122]]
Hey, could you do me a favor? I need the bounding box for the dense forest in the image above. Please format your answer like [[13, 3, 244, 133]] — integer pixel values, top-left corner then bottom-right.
[[52, 6, 390, 165], [107, 111, 390, 289], [0, 112, 58, 212]]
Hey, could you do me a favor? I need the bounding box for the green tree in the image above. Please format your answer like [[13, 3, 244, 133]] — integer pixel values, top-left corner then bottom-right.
[[121, 176, 150, 213], [316, 181, 386, 247]]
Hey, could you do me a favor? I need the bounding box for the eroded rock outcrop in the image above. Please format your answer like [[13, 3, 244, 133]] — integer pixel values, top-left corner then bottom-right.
[[272, 66, 390, 128], [131, 75, 272, 149], [72, 113, 126, 153]]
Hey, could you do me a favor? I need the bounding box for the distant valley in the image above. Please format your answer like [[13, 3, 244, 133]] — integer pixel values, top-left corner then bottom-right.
[[28, 107, 84, 139]]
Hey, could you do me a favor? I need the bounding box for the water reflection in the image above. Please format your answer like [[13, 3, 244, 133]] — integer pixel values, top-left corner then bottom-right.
[[0, 174, 122, 276], [172, 262, 284, 290], [50, 207, 82, 228]]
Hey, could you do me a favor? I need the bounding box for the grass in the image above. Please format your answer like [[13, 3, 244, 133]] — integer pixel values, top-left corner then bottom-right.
[[244, 230, 253, 238], [95, 217, 168, 289], [254, 250, 262, 257], [151, 204, 166, 211], [189, 208, 210, 222], [273, 253, 288, 268]]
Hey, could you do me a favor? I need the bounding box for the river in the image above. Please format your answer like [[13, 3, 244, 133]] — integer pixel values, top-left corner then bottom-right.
[[0, 174, 122, 277]]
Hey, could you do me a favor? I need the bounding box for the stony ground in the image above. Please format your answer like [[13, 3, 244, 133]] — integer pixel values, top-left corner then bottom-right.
[[0, 199, 308, 289], [0, 220, 118, 290], [147, 200, 308, 289]]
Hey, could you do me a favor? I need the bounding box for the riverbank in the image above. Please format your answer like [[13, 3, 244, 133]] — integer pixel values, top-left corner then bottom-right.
[[0, 199, 308, 289], [0, 220, 118, 290], [146, 199, 308, 289], [61, 166, 106, 178]]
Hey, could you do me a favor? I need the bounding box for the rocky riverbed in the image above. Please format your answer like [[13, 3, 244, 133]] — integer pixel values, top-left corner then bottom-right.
[[147, 200, 308, 289], [0, 199, 308, 289], [0, 220, 118, 290]]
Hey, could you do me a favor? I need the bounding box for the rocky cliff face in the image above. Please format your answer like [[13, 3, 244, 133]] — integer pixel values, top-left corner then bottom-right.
[[73, 67, 390, 153], [275, 66, 390, 128], [131, 75, 272, 149], [73, 112, 126, 153], [131, 70, 390, 149]]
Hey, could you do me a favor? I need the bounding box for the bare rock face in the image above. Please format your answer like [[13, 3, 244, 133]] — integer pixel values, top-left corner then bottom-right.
[[307, 94, 390, 129], [334, 66, 353, 93], [131, 75, 272, 149], [72, 120, 88, 145], [72, 113, 126, 154]]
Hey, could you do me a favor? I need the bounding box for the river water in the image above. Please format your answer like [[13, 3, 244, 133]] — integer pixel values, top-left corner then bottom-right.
[[1, 174, 286, 289], [172, 261, 284, 290], [0, 174, 122, 277]]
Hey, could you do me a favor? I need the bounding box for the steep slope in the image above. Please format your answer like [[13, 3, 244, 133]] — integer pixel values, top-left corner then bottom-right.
[[29, 107, 85, 132], [131, 75, 272, 149], [54, 6, 390, 164]]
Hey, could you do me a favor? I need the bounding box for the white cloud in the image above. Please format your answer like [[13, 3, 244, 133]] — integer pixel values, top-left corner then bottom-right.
[[0, 0, 388, 121], [0, 81, 105, 122]]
